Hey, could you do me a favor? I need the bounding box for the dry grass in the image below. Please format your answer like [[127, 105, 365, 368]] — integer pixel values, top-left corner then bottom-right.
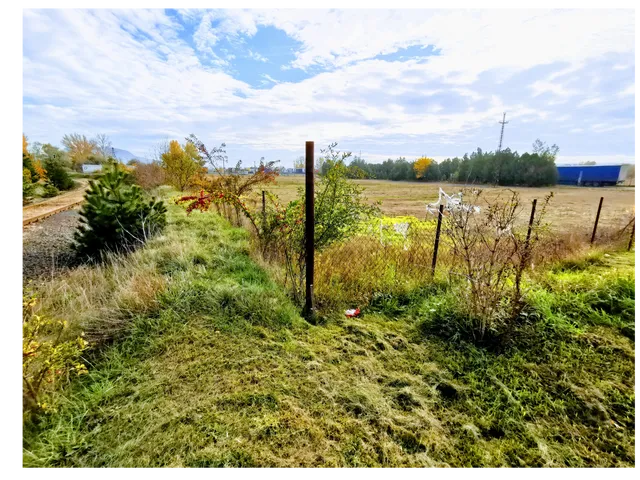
[[267, 176, 635, 233], [32, 244, 167, 343]]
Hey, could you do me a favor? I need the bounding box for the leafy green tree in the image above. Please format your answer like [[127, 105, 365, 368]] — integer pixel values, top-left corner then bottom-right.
[[43, 159, 74, 191], [42, 144, 71, 167], [23, 168, 35, 202], [74, 165, 167, 258], [202, 143, 379, 305]]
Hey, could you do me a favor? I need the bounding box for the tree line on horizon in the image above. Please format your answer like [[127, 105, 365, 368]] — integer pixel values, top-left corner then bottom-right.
[[328, 139, 560, 187]]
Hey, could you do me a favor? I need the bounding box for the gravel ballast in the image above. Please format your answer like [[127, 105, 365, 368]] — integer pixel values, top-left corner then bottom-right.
[[23, 208, 81, 281]]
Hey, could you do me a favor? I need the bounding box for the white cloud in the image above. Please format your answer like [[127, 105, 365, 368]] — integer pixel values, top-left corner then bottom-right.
[[530, 80, 578, 97], [261, 74, 280, 85], [22, 9, 635, 164], [618, 84, 635, 97], [590, 123, 634, 133], [215, 9, 633, 83], [578, 97, 604, 107], [248, 50, 268, 62]]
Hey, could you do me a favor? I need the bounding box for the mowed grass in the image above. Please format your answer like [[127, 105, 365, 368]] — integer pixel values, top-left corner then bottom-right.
[[23, 199, 635, 467], [264, 176, 635, 232]]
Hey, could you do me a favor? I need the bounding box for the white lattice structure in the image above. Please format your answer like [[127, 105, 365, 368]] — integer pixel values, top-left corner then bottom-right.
[[426, 188, 480, 215]]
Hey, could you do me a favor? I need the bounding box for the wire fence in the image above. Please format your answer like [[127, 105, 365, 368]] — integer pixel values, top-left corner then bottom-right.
[[264, 190, 634, 311], [239, 161, 636, 315]]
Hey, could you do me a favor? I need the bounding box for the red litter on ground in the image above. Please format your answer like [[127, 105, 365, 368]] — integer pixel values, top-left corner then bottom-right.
[[345, 308, 361, 318]]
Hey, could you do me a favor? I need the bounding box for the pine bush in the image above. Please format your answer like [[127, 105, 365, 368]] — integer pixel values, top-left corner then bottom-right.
[[74, 165, 167, 258], [42, 182, 60, 198]]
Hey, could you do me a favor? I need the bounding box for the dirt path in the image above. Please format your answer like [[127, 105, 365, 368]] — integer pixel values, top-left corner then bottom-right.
[[23, 180, 89, 226]]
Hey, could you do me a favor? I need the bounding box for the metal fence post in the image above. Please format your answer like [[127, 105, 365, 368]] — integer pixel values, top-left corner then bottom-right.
[[628, 220, 635, 251], [431, 204, 444, 276], [304, 141, 315, 320], [590, 197, 604, 244], [525, 199, 537, 250], [521, 198, 537, 270]]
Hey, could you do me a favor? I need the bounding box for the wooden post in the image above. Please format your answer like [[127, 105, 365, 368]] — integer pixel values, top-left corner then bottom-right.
[[431, 204, 444, 276], [628, 220, 635, 251], [261, 190, 266, 229], [304, 141, 315, 320], [591, 197, 604, 244]]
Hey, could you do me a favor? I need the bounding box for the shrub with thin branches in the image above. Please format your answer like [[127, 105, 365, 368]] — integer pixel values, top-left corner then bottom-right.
[[434, 189, 552, 343], [131, 161, 167, 191]]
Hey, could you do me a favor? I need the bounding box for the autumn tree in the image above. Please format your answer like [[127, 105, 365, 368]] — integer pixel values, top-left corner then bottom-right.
[[413, 156, 434, 179], [61, 133, 98, 169], [161, 140, 204, 191], [27, 140, 47, 180], [23, 135, 42, 182], [19, 133, 29, 155]]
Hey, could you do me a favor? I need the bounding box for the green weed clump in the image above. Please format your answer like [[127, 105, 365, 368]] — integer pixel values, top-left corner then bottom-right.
[[529, 252, 635, 335]]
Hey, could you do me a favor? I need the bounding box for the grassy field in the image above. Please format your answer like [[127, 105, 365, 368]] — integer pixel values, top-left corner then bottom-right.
[[23, 198, 635, 467], [263, 176, 635, 232]]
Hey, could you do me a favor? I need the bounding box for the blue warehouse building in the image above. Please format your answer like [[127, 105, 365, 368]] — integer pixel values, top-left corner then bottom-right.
[[556, 165, 631, 187]]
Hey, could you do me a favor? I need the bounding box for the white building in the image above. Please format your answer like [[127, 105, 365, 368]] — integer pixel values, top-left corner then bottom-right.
[[82, 164, 102, 174]]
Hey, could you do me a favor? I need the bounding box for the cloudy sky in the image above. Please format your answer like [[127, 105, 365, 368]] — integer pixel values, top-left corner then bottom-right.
[[23, 9, 635, 166]]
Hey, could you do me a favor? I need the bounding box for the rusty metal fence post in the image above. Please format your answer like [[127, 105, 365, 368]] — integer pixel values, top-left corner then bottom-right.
[[525, 199, 537, 251], [431, 204, 444, 276], [304, 141, 316, 320], [628, 220, 635, 251], [521, 198, 537, 270], [262, 190, 266, 228], [591, 197, 603, 244]]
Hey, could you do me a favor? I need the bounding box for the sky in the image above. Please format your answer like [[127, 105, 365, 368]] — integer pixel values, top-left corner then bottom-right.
[[23, 9, 635, 167]]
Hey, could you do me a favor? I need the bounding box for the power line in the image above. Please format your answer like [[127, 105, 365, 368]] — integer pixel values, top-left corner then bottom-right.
[[497, 112, 508, 152]]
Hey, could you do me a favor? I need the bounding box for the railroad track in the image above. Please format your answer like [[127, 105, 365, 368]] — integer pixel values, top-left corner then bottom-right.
[[23, 181, 88, 227], [23, 200, 84, 226]]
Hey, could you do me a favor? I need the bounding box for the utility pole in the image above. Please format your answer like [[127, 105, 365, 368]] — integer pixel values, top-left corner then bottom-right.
[[497, 112, 508, 152]]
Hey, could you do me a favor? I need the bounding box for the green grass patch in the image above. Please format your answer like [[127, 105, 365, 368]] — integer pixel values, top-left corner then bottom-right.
[[23, 201, 635, 467]]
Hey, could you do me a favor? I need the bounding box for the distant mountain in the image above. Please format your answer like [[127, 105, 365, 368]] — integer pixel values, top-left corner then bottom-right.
[[111, 147, 151, 164]]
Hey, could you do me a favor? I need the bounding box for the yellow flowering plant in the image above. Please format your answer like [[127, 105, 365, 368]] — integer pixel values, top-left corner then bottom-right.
[[23, 291, 89, 413]]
